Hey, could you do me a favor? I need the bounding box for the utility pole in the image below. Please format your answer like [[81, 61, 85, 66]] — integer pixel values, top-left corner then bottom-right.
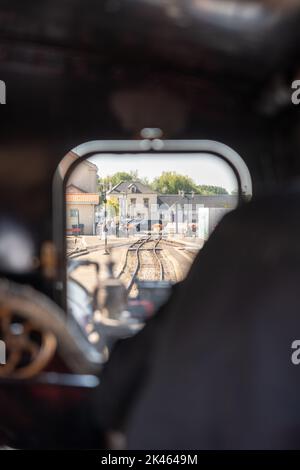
[[102, 188, 109, 255], [125, 189, 129, 238], [76, 208, 80, 237], [180, 190, 194, 236]]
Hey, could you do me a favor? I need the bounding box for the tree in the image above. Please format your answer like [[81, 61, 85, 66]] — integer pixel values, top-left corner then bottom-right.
[[151, 172, 229, 195], [107, 196, 120, 219], [197, 185, 228, 195], [98, 171, 138, 190], [151, 172, 199, 194]]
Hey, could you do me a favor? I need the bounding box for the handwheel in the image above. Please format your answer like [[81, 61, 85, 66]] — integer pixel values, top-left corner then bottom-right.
[[0, 280, 106, 378], [0, 306, 57, 379]]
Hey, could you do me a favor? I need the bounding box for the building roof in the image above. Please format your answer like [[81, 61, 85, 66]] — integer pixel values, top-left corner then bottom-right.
[[108, 180, 237, 208], [109, 181, 157, 195], [158, 194, 238, 209], [66, 193, 99, 204]]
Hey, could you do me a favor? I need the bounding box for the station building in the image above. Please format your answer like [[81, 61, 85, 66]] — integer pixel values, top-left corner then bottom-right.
[[66, 158, 99, 235], [108, 181, 237, 238], [107, 181, 158, 220]]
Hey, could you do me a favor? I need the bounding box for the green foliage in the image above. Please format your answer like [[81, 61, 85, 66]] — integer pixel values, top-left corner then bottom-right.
[[151, 172, 228, 195], [197, 185, 228, 195], [107, 196, 120, 216], [98, 171, 138, 191], [151, 172, 199, 194]]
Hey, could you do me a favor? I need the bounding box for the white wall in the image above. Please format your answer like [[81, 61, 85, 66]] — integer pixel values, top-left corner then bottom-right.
[[66, 204, 96, 235]]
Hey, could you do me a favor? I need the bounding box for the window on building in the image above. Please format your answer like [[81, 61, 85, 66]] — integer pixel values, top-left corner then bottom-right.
[[70, 209, 78, 217], [130, 198, 136, 206], [144, 198, 149, 208]]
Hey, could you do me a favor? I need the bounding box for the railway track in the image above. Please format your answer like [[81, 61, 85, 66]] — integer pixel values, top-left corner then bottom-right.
[[117, 236, 173, 295], [125, 237, 152, 293], [153, 238, 164, 281]]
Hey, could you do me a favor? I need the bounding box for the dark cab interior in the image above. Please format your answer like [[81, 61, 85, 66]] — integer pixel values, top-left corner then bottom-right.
[[1, 0, 300, 450]]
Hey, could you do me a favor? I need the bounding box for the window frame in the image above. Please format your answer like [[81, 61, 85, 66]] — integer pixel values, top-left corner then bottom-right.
[[53, 139, 252, 310]]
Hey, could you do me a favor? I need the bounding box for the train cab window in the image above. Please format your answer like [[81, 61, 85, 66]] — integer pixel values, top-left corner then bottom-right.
[[54, 140, 252, 350]]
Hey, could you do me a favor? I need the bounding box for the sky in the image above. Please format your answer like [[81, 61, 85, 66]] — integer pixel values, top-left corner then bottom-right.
[[89, 153, 238, 193]]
